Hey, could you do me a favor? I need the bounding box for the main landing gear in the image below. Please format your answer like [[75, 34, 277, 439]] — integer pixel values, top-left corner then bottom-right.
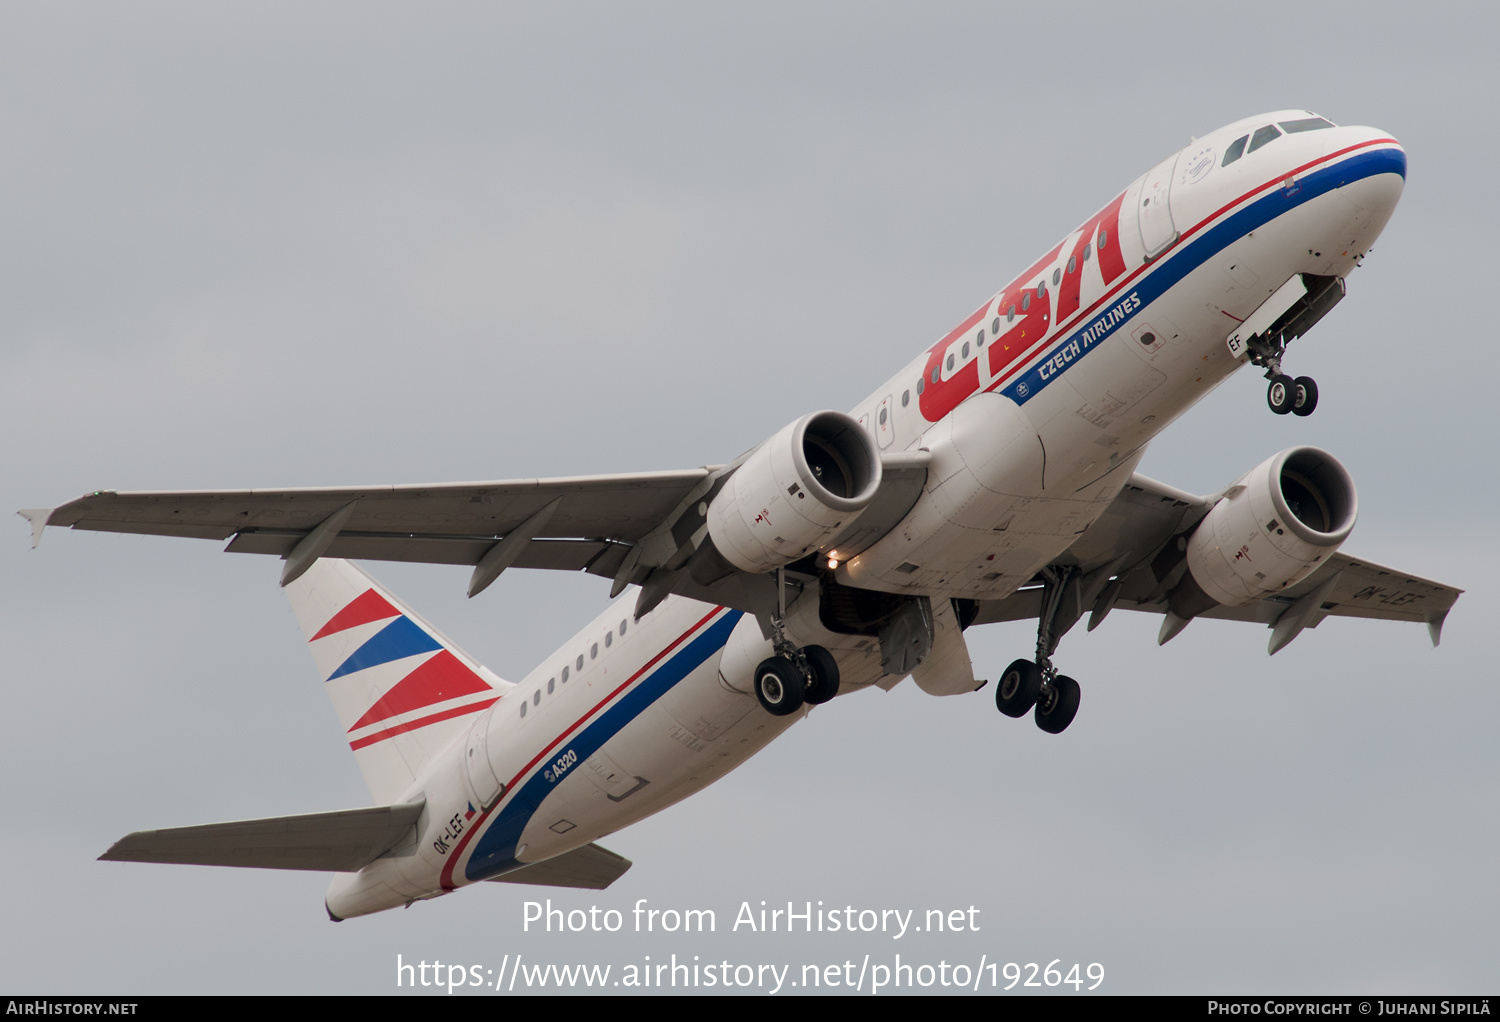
[[754, 644, 839, 716], [994, 566, 1083, 734], [754, 566, 840, 717]]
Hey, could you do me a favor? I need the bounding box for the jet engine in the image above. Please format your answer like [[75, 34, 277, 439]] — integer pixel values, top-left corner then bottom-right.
[[1169, 446, 1357, 617], [706, 411, 881, 574]]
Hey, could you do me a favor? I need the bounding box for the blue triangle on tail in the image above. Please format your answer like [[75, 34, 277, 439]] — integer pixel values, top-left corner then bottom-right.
[[327, 616, 444, 681]]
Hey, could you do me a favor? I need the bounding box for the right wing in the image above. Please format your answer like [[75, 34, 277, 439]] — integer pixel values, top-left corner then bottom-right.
[[25, 451, 933, 619], [30, 470, 716, 573]]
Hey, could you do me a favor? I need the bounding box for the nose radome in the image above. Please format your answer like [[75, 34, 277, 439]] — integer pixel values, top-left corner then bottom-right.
[[1338, 129, 1405, 215]]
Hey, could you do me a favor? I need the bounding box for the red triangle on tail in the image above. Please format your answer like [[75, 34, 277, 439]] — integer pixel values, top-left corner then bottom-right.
[[311, 588, 401, 641], [347, 650, 492, 731]]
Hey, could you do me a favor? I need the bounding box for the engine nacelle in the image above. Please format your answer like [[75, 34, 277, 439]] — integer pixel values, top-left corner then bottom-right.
[[1174, 446, 1357, 614], [707, 411, 881, 574]]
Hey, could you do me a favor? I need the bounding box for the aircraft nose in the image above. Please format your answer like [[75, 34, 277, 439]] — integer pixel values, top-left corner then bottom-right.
[[1334, 127, 1405, 215]]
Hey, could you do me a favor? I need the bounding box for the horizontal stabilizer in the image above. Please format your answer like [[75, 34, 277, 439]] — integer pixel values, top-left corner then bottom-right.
[[487, 843, 633, 890], [100, 801, 425, 872]]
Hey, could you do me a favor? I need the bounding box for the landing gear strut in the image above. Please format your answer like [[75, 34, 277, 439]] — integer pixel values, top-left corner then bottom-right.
[[754, 568, 840, 716], [993, 566, 1083, 734]]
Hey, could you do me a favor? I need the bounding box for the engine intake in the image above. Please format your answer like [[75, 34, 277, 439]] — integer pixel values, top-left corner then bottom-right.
[[706, 411, 881, 574], [1171, 446, 1357, 617]]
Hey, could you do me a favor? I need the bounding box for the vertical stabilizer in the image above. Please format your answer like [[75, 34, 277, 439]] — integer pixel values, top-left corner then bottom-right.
[[284, 559, 510, 803]]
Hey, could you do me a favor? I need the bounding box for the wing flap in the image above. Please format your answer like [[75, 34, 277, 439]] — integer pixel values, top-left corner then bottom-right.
[[99, 801, 425, 872], [224, 530, 624, 571]]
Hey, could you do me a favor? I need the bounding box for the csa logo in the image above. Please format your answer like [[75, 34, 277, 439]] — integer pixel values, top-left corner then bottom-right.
[[1016, 382, 1030, 398]]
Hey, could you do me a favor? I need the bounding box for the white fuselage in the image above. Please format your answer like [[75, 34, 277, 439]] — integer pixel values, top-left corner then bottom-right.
[[327, 111, 1406, 918]]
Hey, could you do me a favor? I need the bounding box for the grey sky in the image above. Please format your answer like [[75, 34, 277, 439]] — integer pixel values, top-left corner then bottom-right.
[[3, 2, 1495, 994]]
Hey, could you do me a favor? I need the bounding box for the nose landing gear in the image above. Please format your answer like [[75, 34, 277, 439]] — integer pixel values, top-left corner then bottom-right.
[[1242, 271, 1350, 414], [1267, 372, 1318, 416]]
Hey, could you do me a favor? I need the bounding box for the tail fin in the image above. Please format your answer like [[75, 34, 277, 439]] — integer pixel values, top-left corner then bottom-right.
[[284, 559, 509, 803]]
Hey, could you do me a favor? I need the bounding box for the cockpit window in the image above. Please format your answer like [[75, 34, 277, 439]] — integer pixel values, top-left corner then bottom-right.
[[1247, 124, 1282, 154], [1222, 135, 1249, 167], [1279, 116, 1335, 133]]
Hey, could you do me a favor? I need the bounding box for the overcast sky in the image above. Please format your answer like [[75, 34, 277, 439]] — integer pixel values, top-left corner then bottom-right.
[[3, 2, 1496, 996]]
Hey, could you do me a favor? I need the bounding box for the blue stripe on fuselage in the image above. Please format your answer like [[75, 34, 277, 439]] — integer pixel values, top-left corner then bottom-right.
[[462, 608, 743, 882], [1000, 145, 1406, 406]]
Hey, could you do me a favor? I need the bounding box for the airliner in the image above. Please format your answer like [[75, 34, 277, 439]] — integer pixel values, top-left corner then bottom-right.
[[21, 109, 1461, 920]]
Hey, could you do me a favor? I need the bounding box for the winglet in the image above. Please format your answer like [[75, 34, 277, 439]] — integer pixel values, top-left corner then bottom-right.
[[17, 508, 53, 549], [1426, 609, 1449, 648]]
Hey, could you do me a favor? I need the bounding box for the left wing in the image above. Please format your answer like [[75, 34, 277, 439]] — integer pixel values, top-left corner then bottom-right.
[[971, 474, 1461, 653]]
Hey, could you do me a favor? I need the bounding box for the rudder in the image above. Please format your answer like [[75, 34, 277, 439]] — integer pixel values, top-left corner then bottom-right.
[[284, 559, 510, 803]]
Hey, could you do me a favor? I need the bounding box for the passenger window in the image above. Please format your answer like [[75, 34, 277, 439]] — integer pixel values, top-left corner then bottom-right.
[[605, 631, 612, 647], [1222, 135, 1249, 167], [532, 691, 540, 706], [562, 666, 570, 682], [991, 317, 1000, 333], [1007, 305, 1016, 322], [901, 390, 909, 406], [1067, 256, 1076, 274], [576, 655, 584, 670], [1037, 279, 1047, 297], [931, 366, 940, 383], [961, 342, 969, 359], [619, 619, 627, 635], [1098, 229, 1109, 249], [917, 377, 925, 395], [520, 702, 527, 718], [945, 354, 955, 371], [591, 643, 598, 659], [1022, 293, 1031, 311], [1279, 116, 1334, 133], [1083, 244, 1091, 262], [1247, 124, 1281, 154], [547, 678, 555, 694], [878, 407, 888, 425], [1052, 268, 1061, 286]]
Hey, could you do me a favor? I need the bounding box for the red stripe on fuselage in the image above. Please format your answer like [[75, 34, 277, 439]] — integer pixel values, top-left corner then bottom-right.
[[437, 605, 727, 891]]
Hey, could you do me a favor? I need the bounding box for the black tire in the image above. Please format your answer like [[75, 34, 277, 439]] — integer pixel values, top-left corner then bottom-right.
[[1035, 675, 1081, 734], [802, 645, 841, 705], [1291, 376, 1319, 417], [754, 656, 805, 716], [1267, 374, 1296, 415], [995, 659, 1042, 717]]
